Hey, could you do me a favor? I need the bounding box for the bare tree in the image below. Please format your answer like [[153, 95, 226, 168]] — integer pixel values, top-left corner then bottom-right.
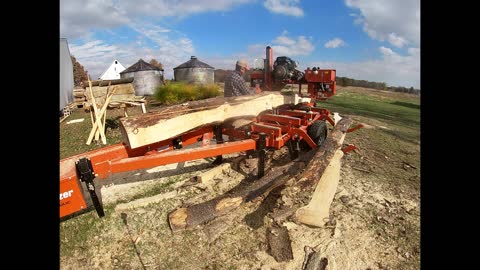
[[149, 59, 164, 70], [71, 56, 89, 86]]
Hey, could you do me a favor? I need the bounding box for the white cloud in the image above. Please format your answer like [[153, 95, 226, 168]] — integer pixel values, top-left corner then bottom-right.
[[388, 33, 408, 48], [203, 32, 314, 71], [273, 35, 296, 46], [69, 23, 197, 80], [325, 38, 346, 48], [306, 46, 420, 88], [61, 0, 254, 40], [264, 0, 304, 17], [60, 0, 129, 39], [120, 0, 254, 17], [271, 33, 314, 56], [345, 0, 420, 47]]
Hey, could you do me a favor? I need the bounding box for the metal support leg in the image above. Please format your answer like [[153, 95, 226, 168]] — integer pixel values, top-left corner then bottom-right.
[[76, 158, 105, 218], [287, 139, 299, 160], [257, 133, 267, 179], [213, 125, 223, 165]]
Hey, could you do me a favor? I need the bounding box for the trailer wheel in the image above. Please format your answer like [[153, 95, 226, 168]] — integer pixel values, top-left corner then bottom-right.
[[300, 120, 328, 150]]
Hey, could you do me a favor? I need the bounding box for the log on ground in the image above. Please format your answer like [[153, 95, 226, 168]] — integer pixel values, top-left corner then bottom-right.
[[167, 117, 353, 232]]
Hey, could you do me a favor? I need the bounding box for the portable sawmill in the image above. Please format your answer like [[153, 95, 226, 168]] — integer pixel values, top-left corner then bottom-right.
[[60, 46, 357, 220]]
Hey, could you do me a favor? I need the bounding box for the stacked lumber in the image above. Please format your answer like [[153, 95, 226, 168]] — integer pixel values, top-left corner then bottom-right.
[[73, 87, 86, 108], [82, 83, 146, 114], [82, 77, 134, 87], [84, 83, 135, 104]]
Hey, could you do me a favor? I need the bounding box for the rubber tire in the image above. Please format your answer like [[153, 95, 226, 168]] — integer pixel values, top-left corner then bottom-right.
[[300, 120, 328, 150]]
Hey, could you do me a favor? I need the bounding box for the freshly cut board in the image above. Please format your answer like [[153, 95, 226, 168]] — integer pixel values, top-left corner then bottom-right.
[[119, 92, 289, 149]]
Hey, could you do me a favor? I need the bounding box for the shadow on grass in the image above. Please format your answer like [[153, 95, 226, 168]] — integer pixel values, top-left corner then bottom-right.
[[379, 128, 420, 145], [390, 101, 420, 110]]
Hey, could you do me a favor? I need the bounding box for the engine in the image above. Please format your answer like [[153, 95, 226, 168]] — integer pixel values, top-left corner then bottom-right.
[[273, 56, 304, 82]]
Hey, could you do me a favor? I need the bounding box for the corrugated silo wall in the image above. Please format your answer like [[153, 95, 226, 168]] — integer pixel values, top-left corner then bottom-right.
[[121, 70, 163, 96], [174, 68, 214, 84], [60, 40, 74, 111]]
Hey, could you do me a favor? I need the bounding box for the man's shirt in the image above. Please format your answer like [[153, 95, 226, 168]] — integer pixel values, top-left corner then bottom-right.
[[224, 70, 252, 97]]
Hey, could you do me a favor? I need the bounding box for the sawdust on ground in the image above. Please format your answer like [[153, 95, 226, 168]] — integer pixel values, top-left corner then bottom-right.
[[60, 114, 419, 270]]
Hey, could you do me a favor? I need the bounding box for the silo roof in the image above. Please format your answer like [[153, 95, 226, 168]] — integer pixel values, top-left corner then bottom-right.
[[120, 59, 163, 74], [174, 56, 214, 70]]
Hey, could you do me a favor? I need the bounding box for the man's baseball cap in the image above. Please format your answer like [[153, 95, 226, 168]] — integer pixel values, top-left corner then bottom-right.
[[236, 60, 250, 70]]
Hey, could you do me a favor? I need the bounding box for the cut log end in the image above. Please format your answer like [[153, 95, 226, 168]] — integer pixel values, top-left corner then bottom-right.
[[168, 207, 188, 232]]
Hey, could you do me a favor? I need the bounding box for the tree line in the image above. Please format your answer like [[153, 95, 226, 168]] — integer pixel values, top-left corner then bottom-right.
[[336, 76, 420, 95], [214, 69, 420, 95]]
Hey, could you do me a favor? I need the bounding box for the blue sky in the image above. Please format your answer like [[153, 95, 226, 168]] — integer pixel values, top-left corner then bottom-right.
[[61, 0, 420, 88]]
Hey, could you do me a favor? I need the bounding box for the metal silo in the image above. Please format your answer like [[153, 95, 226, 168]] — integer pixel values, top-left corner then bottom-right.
[[120, 59, 164, 96], [174, 56, 214, 84]]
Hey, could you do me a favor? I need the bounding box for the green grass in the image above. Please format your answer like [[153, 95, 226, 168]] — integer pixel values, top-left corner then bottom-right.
[[60, 109, 131, 159], [153, 81, 221, 105], [317, 89, 420, 144]]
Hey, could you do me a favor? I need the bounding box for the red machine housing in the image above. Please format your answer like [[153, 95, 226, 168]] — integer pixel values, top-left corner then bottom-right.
[[250, 46, 336, 102], [302, 68, 336, 101]]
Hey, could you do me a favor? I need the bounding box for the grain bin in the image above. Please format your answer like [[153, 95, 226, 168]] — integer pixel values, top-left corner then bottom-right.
[[120, 59, 164, 96], [174, 56, 214, 84]]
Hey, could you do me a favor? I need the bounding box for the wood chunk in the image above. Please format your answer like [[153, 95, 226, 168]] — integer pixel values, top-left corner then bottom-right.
[[295, 149, 344, 227], [303, 251, 328, 270], [266, 224, 294, 262]]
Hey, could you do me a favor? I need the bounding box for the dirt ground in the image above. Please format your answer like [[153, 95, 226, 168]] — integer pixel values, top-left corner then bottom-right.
[[60, 87, 420, 270]]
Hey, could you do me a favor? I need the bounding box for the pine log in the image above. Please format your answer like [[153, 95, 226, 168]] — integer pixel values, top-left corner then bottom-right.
[[167, 117, 353, 232], [119, 93, 288, 149]]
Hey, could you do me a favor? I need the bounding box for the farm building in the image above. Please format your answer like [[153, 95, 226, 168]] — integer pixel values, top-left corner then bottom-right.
[[120, 59, 164, 96], [174, 56, 214, 84], [99, 59, 126, 80], [60, 38, 74, 111]]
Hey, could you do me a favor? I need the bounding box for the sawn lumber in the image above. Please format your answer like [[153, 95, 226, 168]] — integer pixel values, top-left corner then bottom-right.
[[119, 92, 289, 149]]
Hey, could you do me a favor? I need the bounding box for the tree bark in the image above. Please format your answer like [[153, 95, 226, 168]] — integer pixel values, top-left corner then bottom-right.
[[167, 117, 353, 232]]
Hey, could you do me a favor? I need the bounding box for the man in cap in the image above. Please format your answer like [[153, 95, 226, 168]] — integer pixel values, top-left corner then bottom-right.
[[224, 60, 256, 97]]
